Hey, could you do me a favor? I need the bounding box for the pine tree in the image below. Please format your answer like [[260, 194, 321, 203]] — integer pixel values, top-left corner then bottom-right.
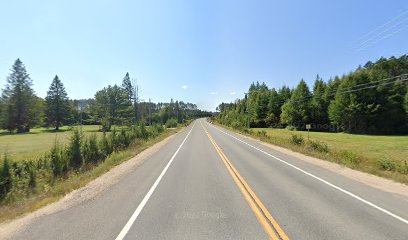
[[121, 72, 133, 101], [267, 88, 281, 125], [1, 59, 35, 132], [45, 75, 70, 130], [68, 129, 83, 169], [255, 88, 269, 127], [281, 79, 312, 128], [310, 75, 329, 127]]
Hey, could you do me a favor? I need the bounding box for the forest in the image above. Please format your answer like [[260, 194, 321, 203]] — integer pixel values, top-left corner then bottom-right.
[[0, 59, 211, 133], [216, 55, 408, 134]]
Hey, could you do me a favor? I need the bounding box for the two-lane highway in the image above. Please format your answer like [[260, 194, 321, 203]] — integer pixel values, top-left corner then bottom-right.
[[7, 119, 408, 239]]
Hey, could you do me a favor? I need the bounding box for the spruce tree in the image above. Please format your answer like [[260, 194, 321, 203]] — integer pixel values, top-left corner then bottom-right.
[[45, 75, 70, 130], [121, 72, 133, 101], [1, 59, 35, 132], [281, 79, 312, 128], [310, 75, 329, 127]]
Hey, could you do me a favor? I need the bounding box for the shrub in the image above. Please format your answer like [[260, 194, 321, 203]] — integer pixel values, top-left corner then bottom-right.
[[101, 118, 111, 132], [153, 124, 164, 134], [378, 159, 397, 171], [50, 141, 66, 177], [286, 125, 297, 131], [291, 134, 304, 145], [68, 129, 83, 169], [0, 154, 12, 200], [99, 132, 113, 158], [307, 140, 329, 153], [398, 160, 408, 174], [339, 150, 361, 166], [139, 124, 149, 140], [82, 134, 102, 164], [28, 168, 36, 190], [165, 118, 178, 128]]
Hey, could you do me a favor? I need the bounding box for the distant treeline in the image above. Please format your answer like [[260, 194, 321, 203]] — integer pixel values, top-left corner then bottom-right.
[[216, 55, 408, 134], [0, 59, 211, 133]]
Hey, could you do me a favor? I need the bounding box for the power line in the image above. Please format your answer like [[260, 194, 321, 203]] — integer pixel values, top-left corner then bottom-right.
[[262, 74, 407, 107], [356, 9, 408, 50]]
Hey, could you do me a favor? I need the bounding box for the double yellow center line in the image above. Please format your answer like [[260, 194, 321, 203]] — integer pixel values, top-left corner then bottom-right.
[[200, 121, 289, 240]]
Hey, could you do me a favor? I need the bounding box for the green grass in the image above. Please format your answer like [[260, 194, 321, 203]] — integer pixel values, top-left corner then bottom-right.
[[253, 128, 408, 166], [0, 125, 103, 161]]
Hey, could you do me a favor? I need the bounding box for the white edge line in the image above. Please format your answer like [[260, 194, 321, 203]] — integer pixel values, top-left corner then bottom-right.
[[206, 121, 408, 225], [115, 122, 196, 240]]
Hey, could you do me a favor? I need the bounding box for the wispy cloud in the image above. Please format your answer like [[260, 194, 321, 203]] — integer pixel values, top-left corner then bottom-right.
[[181, 85, 188, 90], [229, 91, 236, 95], [210, 91, 218, 95]]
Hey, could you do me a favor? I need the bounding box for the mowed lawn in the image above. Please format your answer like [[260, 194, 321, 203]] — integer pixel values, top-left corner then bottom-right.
[[253, 128, 408, 165], [0, 125, 103, 162]]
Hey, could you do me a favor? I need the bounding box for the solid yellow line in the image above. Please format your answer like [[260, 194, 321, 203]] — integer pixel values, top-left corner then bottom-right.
[[200, 122, 289, 240]]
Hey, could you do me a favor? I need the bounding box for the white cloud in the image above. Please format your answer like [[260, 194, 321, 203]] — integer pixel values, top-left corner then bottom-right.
[[181, 85, 188, 90], [229, 91, 236, 95], [210, 91, 218, 95]]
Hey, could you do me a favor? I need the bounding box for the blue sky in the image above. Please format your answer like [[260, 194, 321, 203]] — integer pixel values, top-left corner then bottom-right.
[[0, 0, 407, 111]]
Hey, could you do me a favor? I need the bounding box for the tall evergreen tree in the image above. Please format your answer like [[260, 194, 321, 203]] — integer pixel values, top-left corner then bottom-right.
[[1, 59, 35, 132], [255, 85, 269, 127], [45, 75, 70, 130], [310, 75, 329, 127], [267, 88, 281, 125], [281, 79, 312, 128], [121, 72, 133, 101], [93, 85, 132, 129]]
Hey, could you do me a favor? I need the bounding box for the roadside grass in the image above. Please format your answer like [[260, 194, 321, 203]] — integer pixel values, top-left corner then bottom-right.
[[0, 128, 179, 223], [213, 122, 408, 184], [1, 125, 105, 162]]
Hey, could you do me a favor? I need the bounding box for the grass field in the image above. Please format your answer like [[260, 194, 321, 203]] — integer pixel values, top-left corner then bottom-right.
[[0, 125, 105, 161], [253, 128, 408, 165]]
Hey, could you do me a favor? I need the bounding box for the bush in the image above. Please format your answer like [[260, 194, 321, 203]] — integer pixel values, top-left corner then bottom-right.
[[101, 118, 111, 132], [138, 124, 149, 140], [165, 118, 178, 128], [28, 168, 36, 190], [286, 125, 297, 131], [0, 154, 12, 200], [398, 161, 408, 174], [256, 130, 268, 138], [153, 124, 164, 134], [378, 159, 397, 171], [339, 150, 361, 166], [99, 132, 113, 158], [50, 141, 67, 177], [290, 134, 304, 145], [82, 134, 102, 164], [68, 129, 83, 169], [307, 140, 329, 153]]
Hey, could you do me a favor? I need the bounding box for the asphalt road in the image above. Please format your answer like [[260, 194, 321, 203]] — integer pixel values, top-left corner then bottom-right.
[[9, 119, 408, 240]]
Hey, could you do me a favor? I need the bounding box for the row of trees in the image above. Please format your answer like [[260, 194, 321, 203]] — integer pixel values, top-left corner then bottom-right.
[[0, 59, 211, 133], [216, 55, 408, 134]]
